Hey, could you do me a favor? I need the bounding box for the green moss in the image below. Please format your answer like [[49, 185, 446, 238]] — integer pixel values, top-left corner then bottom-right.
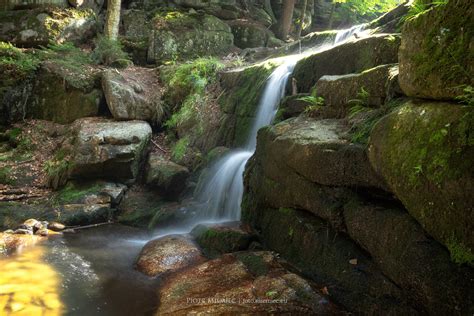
[[171, 137, 190, 162], [55, 182, 100, 204], [447, 237, 474, 266], [235, 253, 268, 276], [0, 166, 13, 184], [405, 0, 473, 90], [91, 36, 131, 68], [0, 42, 40, 90]]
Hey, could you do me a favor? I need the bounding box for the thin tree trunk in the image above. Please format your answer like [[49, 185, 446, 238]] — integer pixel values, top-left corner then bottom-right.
[[296, 0, 308, 39], [277, 0, 296, 40], [327, 1, 336, 29], [104, 0, 121, 40]]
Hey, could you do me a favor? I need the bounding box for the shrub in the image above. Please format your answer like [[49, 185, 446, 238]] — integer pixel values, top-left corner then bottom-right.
[[91, 36, 132, 68]]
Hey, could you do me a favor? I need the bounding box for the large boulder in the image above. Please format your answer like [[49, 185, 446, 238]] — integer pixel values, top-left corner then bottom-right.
[[255, 117, 386, 190], [156, 251, 339, 315], [292, 34, 401, 92], [69, 118, 152, 183], [190, 221, 255, 257], [147, 11, 233, 63], [0, 0, 103, 11], [102, 68, 163, 124], [227, 20, 279, 49], [121, 10, 150, 65], [0, 8, 97, 47], [314, 64, 401, 118], [145, 153, 189, 199], [27, 61, 102, 124], [368, 100, 474, 264], [344, 200, 474, 315], [398, 0, 474, 100], [135, 234, 205, 277]]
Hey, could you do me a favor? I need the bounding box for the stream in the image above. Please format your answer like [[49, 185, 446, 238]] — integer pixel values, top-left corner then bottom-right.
[[1, 24, 366, 315]]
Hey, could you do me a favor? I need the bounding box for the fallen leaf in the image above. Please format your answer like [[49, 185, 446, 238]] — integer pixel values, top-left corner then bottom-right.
[[349, 258, 358, 265], [321, 286, 330, 295]]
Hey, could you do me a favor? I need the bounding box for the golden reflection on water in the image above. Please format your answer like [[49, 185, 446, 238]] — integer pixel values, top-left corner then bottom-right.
[[0, 246, 64, 315]]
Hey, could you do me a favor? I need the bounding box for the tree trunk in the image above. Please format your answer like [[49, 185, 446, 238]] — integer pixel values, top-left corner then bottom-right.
[[296, 0, 308, 39], [104, 0, 121, 40], [276, 0, 296, 40], [264, 0, 277, 24]]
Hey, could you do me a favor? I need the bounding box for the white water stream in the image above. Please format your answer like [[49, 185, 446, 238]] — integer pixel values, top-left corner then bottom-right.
[[196, 24, 365, 221]]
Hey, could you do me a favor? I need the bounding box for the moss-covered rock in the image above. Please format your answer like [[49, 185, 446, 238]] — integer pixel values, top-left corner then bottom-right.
[[398, 0, 474, 100], [145, 153, 189, 199], [277, 94, 309, 120], [190, 221, 255, 257], [0, 8, 97, 47], [368, 100, 474, 264], [218, 59, 281, 146], [292, 34, 401, 92], [241, 204, 414, 314], [147, 10, 233, 63], [121, 9, 151, 65], [314, 64, 402, 118], [27, 61, 102, 124], [344, 199, 474, 315], [227, 20, 278, 49]]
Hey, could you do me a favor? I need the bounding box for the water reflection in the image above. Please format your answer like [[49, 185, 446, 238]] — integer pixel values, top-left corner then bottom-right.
[[0, 245, 64, 315]]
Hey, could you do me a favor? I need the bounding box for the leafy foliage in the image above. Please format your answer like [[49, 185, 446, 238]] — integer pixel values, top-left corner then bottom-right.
[[400, 0, 449, 23], [91, 36, 131, 68], [171, 137, 190, 161], [455, 85, 474, 106], [0, 42, 40, 88], [164, 57, 224, 133], [333, 0, 401, 24]]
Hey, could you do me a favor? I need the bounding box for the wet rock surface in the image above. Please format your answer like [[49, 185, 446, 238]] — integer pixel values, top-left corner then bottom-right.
[[145, 153, 190, 199], [156, 251, 341, 315], [190, 221, 255, 257], [136, 234, 205, 277]]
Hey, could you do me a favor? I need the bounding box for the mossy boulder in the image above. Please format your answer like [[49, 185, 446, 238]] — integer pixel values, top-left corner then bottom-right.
[[227, 20, 278, 49], [145, 153, 190, 199], [69, 118, 152, 183], [190, 221, 255, 257], [27, 61, 102, 124], [240, 205, 413, 314], [398, 0, 474, 100], [344, 199, 474, 315], [0, 0, 68, 10], [277, 94, 309, 120], [121, 9, 151, 65], [102, 68, 163, 124], [218, 59, 281, 146], [156, 251, 338, 315], [292, 34, 401, 92], [0, 8, 97, 47], [368, 100, 474, 264], [314, 64, 401, 118], [147, 10, 233, 63]]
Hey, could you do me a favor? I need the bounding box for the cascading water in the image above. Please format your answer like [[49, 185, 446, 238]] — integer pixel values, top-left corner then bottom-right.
[[197, 24, 365, 221]]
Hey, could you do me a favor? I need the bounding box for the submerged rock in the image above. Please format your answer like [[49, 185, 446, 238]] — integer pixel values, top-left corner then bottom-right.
[[398, 0, 474, 100], [70, 118, 152, 183], [156, 251, 340, 315], [145, 153, 189, 199], [102, 68, 163, 124], [136, 234, 205, 277], [292, 34, 400, 92], [368, 100, 474, 264], [190, 221, 255, 257]]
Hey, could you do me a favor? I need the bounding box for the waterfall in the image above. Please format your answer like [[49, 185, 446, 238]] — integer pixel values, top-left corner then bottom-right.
[[196, 25, 365, 221]]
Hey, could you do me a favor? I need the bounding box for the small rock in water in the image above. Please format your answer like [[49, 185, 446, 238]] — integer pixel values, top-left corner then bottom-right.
[[16, 224, 34, 233], [14, 229, 33, 235], [3, 229, 14, 234], [35, 228, 49, 237], [49, 222, 66, 232], [23, 218, 39, 228]]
